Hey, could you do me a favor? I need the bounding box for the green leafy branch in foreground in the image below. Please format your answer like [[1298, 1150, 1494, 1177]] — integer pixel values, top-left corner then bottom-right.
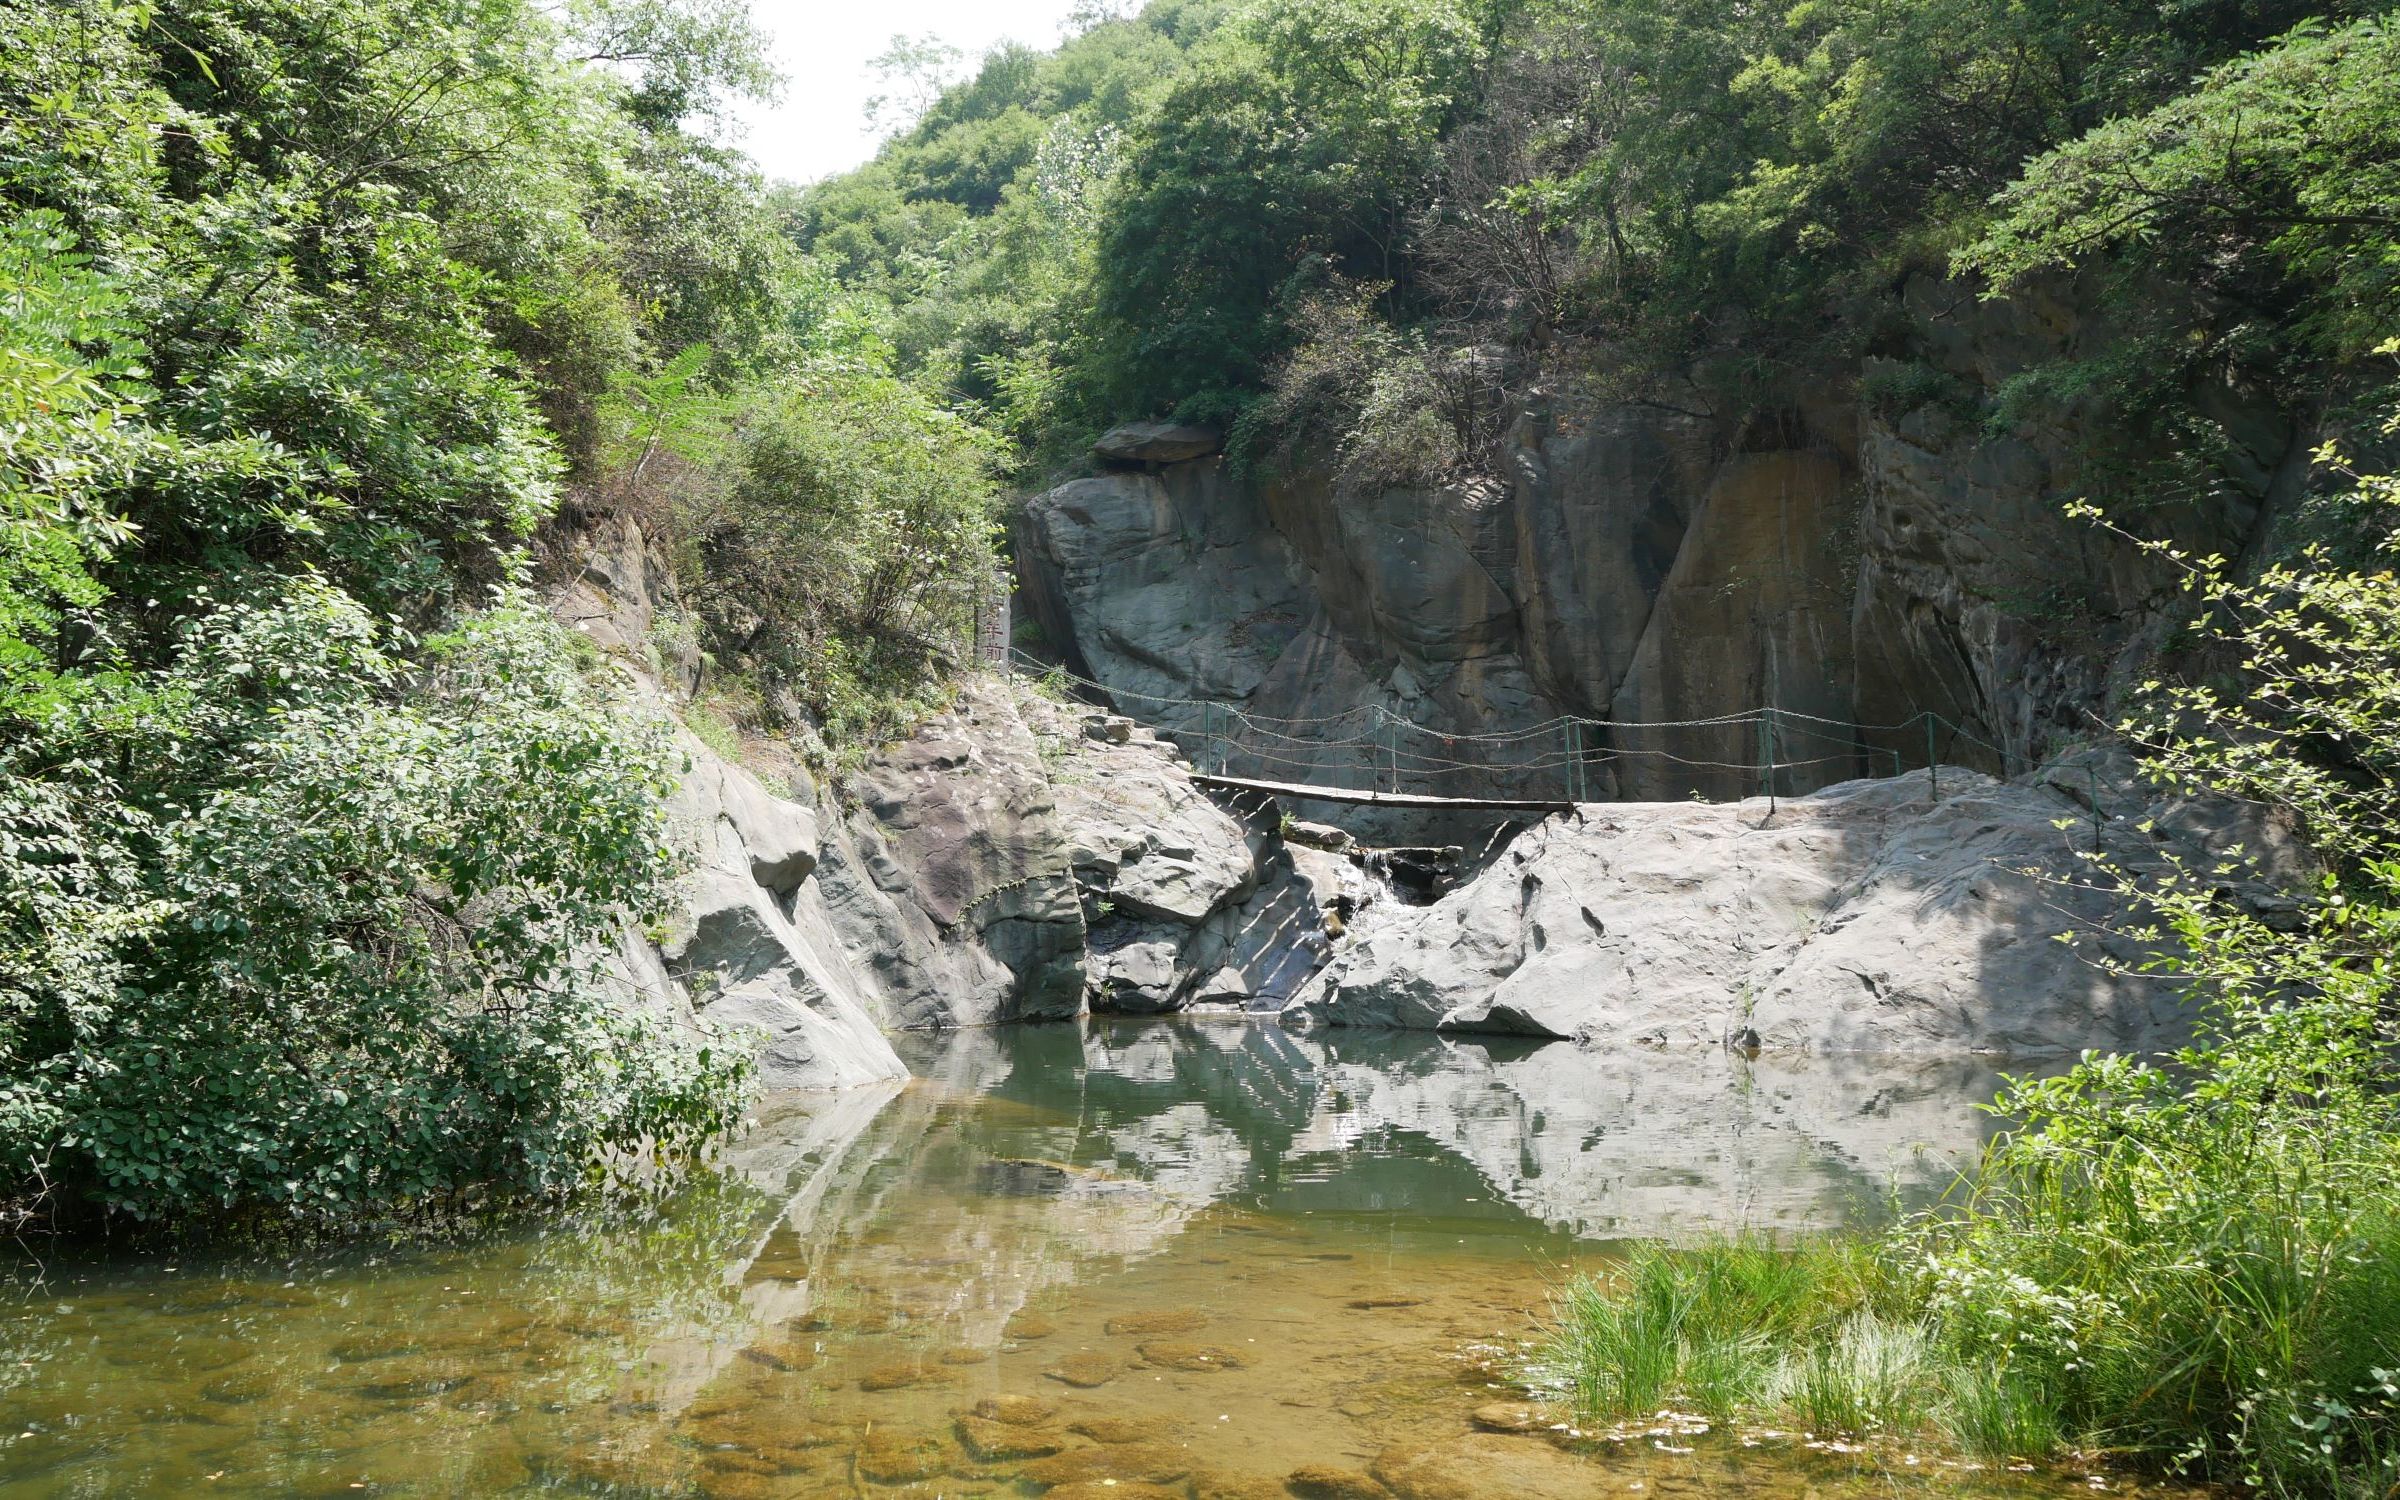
[[1538, 411, 2400, 1498]]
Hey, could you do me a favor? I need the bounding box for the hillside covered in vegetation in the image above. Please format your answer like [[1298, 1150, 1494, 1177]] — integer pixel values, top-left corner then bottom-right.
[[0, 0, 1007, 1228], [803, 0, 2396, 486]]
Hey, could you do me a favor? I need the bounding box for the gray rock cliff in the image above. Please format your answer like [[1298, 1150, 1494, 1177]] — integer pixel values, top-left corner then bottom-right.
[[1015, 277, 2309, 807], [1291, 753, 2308, 1055], [546, 503, 1346, 1078]]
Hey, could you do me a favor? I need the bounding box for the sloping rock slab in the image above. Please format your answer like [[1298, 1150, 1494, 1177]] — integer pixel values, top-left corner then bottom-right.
[[1291, 759, 2306, 1056]]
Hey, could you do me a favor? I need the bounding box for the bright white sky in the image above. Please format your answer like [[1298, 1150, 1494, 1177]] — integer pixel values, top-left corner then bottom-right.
[[725, 0, 1093, 185]]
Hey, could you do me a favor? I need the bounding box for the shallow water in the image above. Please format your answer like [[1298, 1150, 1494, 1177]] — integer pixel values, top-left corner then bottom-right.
[[0, 1021, 2205, 1497]]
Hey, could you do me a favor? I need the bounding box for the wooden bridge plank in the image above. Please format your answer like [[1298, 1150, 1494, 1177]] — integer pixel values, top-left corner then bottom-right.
[[1191, 772, 1577, 813]]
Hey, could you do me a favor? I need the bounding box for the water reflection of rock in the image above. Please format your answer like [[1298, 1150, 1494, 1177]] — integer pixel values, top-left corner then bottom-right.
[[629, 1015, 2017, 1446], [709, 1034, 1221, 1360], [714, 1023, 2016, 1334], [1301, 1032, 2017, 1236], [989, 1020, 2015, 1237]]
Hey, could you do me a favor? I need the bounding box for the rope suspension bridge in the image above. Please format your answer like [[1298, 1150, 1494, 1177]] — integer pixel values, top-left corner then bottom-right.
[[1006, 650, 2022, 813]]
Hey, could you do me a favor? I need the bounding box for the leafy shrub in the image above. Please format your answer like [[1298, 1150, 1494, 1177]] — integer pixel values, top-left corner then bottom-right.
[[668, 367, 1003, 752], [1892, 433, 2400, 1496], [0, 0, 809, 1234], [2, 585, 749, 1226], [1239, 286, 1505, 494]]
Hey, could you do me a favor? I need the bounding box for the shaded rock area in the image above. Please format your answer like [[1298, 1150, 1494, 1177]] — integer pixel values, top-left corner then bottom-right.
[[1093, 419, 1223, 466], [1016, 275, 2310, 812], [1293, 752, 2309, 1055], [1015, 461, 1571, 828]]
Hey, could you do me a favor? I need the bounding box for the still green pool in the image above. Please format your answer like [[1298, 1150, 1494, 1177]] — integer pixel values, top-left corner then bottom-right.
[[0, 1022, 2210, 1497]]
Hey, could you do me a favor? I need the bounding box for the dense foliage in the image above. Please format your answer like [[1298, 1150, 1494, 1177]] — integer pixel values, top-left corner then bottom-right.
[[660, 360, 1008, 750], [0, 0, 981, 1229], [800, 0, 2399, 480]]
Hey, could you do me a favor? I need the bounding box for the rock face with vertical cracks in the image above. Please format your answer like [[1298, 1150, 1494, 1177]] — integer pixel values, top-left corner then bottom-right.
[[1289, 751, 2311, 1055], [1016, 275, 2312, 811], [819, 679, 1090, 1029]]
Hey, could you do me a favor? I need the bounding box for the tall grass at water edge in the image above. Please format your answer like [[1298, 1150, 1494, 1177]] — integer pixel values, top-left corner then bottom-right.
[[1535, 1124, 2400, 1498]]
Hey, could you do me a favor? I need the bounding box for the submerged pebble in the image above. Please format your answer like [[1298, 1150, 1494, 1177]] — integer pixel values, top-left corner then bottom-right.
[[1288, 1464, 1392, 1500], [1018, 1441, 1192, 1486], [1136, 1339, 1245, 1371], [971, 1394, 1058, 1426], [1102, 1307, 1208, 1336], [1043, 1351, 1122, 1388], [853, 1429, 949, 1484], [954, 1413, 1063, 1461]]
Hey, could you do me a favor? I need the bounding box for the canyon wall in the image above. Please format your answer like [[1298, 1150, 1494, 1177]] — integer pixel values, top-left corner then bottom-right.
[[1017, 276, 2309, 806], [540, 272, 2318, 1082]]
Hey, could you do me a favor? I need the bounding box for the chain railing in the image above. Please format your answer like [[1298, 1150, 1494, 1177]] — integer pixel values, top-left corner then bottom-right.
[[1006, 649, 2020, 806]]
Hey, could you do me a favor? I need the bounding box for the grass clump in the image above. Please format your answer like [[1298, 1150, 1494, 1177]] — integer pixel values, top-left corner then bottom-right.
[[1543, 1235, 1888, 1425], [1537, 1239, 1962, 1444]]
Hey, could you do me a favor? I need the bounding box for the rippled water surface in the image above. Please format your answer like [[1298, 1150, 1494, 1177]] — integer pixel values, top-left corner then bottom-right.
[[1, 1022, 2206, 1497]]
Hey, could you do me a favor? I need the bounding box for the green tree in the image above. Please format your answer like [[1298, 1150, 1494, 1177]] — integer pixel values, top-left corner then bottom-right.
[[0, 0, 784, 1228], [1960, 17, 2400, 367], [1086, 0, 1484, 420]]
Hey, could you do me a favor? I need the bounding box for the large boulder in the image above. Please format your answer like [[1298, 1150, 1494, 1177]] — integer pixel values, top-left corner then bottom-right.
[[1291, 756, 2308, 1056], [1016, 690, 1354, 1013], [1093, 421, 1222, 466], [645, 732, 907, 1090]]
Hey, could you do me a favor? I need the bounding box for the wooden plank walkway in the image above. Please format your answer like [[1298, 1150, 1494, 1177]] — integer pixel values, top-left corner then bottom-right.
[[1191, 772, 1578, 814]]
